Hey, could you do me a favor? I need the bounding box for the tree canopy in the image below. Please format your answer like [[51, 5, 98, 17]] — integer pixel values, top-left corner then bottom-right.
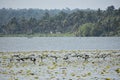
[[0, 6, 120, 36]]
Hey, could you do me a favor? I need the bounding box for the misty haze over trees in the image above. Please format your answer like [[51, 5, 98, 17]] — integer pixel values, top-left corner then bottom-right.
[[0, 5, 120, 36]]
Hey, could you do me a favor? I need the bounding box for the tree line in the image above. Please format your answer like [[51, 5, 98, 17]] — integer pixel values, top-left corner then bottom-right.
[[0, 5, 120, 36]]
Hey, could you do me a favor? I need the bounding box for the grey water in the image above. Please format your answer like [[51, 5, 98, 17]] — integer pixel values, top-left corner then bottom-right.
[[0, 37, 120, 52]]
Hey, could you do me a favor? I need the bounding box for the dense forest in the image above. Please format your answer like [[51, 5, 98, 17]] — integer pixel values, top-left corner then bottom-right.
[[0, 5, 120, 36]]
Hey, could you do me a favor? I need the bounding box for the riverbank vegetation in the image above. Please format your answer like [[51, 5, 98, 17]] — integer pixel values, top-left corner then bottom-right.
[[0, 5, 120, 37], [0, 33, 74, 37]]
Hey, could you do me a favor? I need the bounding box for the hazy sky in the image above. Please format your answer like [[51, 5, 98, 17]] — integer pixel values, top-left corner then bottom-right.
[[0, 0, 120, 10]]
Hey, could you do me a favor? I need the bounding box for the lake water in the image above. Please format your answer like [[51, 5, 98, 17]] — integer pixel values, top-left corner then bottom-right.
[[0, 37, 120, 52]]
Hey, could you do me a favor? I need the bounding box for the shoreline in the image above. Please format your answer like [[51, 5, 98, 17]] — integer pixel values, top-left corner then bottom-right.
[[0, 49, 120, 53]]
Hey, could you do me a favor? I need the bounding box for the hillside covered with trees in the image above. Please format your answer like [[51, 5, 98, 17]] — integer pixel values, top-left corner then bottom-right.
[[0, 5, 120, 36]]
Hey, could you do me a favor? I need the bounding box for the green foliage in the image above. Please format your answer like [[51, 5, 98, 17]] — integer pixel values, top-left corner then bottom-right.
[[0, 5, 120, 36], [76, 23, 95, 36]]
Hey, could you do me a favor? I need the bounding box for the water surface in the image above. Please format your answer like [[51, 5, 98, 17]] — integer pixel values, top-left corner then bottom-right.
[[0, 37, 120, 52]]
